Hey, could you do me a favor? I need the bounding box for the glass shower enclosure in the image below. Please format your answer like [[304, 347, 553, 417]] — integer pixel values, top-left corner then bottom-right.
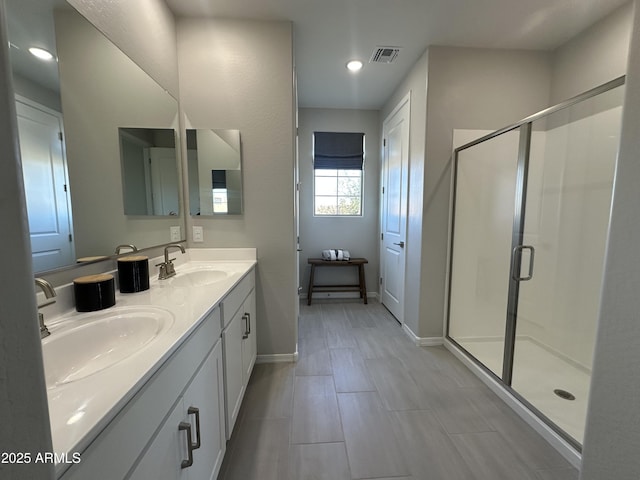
[[446, 77, 625, 448]]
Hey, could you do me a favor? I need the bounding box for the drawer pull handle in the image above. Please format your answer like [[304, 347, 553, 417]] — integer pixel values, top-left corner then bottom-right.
[[188, 406, 201, 449], [245, 312, 251, 335], [242, 314, 249, 339], [178, 422, 194, 468]]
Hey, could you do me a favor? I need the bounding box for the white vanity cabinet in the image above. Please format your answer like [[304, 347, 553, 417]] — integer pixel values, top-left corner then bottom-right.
[[221, 269, 257, 439], [59, 308, 225, 480], [127, 341, 225, 480]]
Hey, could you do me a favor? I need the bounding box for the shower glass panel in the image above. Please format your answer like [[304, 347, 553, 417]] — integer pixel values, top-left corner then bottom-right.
[[511, 85, 625, 445], [448, 129, 521, 379]]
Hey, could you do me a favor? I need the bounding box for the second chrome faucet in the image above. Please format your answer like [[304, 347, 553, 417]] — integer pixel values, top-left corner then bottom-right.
[[156, 244, 185, 280]]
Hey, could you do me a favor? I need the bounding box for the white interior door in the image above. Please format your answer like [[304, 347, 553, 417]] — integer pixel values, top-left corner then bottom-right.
[[16, 97, 74, 272], [149, 147, 179, 216], [380, 94, 410, 323]]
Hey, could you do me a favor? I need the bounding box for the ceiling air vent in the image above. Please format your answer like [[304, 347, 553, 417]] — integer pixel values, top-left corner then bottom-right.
[[369, 46, 401, 64]]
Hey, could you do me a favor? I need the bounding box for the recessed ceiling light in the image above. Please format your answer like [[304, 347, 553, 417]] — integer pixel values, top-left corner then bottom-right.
[[28, 47, 54, 61], [346, 60, 363, 72]]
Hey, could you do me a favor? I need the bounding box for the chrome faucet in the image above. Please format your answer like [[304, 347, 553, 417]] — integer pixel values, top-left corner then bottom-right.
[[156, 244, 185, 280], [115, 244, 138, 254], [35, 278, 56, 338]]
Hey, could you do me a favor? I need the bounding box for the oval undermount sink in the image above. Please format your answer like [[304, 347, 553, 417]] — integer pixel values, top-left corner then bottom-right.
[[166, 268, 229, 287], [42, 306, 174, 388]]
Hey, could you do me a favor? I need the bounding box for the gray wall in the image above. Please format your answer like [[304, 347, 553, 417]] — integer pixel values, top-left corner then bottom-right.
[[581, 3, 640, 478], [551, 1, 633, 103], [422, 47, 552, 339], [298, 108, 380, 296], [55, 9, 180, 258], [382, 47, 552, 338], [66, 0, 179, 97], [0, 3, 54, 478], [380, 51, 428, 336], [177, 18, 297, 357]]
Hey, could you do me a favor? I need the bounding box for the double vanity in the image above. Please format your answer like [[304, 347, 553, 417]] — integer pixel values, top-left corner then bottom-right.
[[40, 248, 257, 480]]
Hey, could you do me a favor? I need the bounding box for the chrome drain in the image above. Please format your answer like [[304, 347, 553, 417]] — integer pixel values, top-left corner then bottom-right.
[[554, 389, 576, 401]]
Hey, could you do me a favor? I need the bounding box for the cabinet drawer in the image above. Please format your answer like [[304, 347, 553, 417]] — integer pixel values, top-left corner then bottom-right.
[[60, 309, 219, 480], [221, 269, 255, 328]]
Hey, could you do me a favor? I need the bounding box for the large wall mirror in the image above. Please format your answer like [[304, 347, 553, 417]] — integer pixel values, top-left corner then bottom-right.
[[187, 129, 243, 216], [7, 0, 184, 274]]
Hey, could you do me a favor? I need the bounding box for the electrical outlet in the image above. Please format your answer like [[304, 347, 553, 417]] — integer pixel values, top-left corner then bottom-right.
[[170, 226, 181, 242], [193, 226, 204, 243]]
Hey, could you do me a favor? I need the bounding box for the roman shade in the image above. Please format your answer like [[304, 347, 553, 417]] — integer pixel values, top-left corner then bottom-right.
[[314, 132, 364, 170]]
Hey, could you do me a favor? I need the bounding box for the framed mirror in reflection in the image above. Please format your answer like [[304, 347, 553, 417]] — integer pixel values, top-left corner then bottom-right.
[[119, 128, 179, 216], [7, 0, 184, 274], [187, 129, 243, 216]]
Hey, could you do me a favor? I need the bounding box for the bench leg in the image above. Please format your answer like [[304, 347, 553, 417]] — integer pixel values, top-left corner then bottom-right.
[[359, 264, 368, 304], [307, 264, 316, 305]]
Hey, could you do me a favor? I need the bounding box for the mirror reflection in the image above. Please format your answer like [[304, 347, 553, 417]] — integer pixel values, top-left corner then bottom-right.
[[7, 0, 183, 273], [119, 128, 179, 216], [187, 129, 243, 215]]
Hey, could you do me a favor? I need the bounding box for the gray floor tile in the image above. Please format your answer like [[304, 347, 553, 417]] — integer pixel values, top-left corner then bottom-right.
[[535, 467, 580, 480], [468, 388, 572, 470], [356, 328, 407, 359], [390, 410, 477, 480], [289, 442, 351, 480], [220, 418, 290, 480], [330, 347, 376, 392], [365, 356, 431, 411], [343, 302, 377, 328], [337, 391, 410, 479], [226, 300, 575, 480], [242, 362, 294, 420], [449, 431, 539, 480], [291, 375, 344, 444], [296, 335, 333, 376], [426, 384, 495, 434]]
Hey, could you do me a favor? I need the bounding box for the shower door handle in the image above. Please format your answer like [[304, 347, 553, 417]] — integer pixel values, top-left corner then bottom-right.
[[511, 245, 535, 281]]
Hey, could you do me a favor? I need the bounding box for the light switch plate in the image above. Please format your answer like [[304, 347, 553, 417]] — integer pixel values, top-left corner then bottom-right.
[[170, 226, 181, 242], [193, 226, 204, 243]]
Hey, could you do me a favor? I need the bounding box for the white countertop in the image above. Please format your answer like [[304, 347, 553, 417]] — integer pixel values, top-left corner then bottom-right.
[[42, 248, 256, 473]]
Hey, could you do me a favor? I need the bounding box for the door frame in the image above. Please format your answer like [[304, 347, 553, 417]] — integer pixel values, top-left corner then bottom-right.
[[379, 92, 411, 325]]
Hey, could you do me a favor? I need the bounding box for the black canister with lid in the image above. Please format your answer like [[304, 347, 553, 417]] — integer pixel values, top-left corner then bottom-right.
[[73, 274, 116, 312], [117, 256, 150, 293]]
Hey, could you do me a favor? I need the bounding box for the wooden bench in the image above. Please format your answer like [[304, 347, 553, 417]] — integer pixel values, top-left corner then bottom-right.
[[307, 257, 368, 305]]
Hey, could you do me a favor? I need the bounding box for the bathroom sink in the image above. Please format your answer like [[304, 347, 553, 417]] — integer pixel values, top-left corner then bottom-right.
[[42, 306, 174, 388], [166, 267, 230, 287]]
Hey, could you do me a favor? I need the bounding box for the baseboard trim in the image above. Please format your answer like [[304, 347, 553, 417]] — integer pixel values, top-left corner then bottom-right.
[[402, 323, 444, 346], [299, 292, 380, 301], [443, 338, 581, 468], [256, 352, 298, 364]]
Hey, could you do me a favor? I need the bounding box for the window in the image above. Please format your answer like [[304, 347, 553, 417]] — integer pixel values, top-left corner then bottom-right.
[[313, 132, 364, 216]]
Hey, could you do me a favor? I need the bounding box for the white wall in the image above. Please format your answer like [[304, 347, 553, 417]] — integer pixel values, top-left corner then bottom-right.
[[177, 18, 297, 357], [518, 95, 623, 369], [0, 3, 54, 478], [298, 108, 380, 296], [66, 0, 179, 97], [581, 3, 640, 478], [551, 1, 633, 104]]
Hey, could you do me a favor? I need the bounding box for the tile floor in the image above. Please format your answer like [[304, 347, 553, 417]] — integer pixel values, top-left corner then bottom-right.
[[219, 299, 579, 480]]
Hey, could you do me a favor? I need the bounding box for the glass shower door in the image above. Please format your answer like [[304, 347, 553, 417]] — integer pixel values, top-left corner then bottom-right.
[[447, 129, 521, 378], [511, 85, 625, 445]]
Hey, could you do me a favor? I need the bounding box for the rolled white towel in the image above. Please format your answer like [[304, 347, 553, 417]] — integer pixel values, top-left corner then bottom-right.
[[322, 249, 351, 261]]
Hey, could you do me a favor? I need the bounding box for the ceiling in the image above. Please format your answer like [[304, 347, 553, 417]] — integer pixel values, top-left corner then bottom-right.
[[165, 0, 629, 110], [7, 0, 629, 110]]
